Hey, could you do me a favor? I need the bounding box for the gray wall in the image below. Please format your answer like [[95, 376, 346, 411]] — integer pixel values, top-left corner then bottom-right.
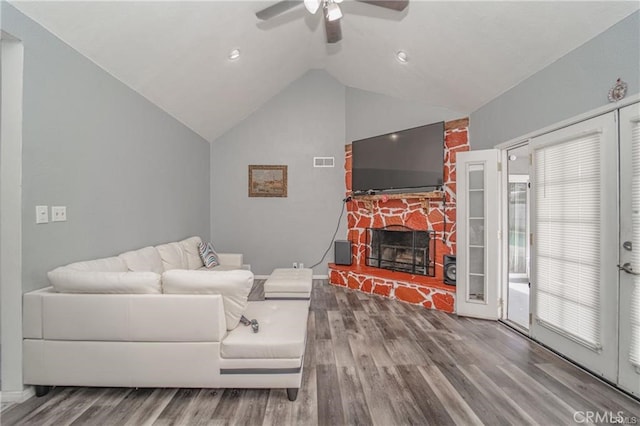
[[471, 11, 640, 149], [211, 70, 346, 275], [346, 86, 464, 143], [3, 4, 211, 292], [211, 70, 463, 275]]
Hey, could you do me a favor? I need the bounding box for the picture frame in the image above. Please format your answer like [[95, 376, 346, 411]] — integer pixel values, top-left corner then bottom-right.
[[248, 165, 288, 197]]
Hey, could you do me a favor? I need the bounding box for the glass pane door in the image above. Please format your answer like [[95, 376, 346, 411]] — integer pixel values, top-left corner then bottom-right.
[[456, 149, 499, 320], [468, 165, 486, 301], [530, 111, 618, 382]]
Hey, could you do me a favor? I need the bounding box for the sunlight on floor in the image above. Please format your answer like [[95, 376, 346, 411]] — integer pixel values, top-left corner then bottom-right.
[[508, 276, 529, 329]]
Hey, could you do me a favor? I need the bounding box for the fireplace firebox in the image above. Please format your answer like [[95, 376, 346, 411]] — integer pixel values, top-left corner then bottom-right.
[[366, 226, 435, 276]]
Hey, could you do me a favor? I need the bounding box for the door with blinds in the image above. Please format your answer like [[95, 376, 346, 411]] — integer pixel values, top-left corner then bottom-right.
[[530, 112, 618, 381], [618, 102, 640, 396]]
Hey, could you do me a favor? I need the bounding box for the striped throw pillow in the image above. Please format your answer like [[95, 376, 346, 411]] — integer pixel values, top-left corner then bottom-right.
[[198, 242, 219, 269]]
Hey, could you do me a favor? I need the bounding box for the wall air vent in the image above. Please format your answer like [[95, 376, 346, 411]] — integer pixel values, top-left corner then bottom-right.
[[313, 157, 335, 168]]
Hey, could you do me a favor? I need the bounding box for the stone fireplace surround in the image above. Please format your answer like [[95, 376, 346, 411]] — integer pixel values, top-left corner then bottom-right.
[[328, 118, 469, 314]]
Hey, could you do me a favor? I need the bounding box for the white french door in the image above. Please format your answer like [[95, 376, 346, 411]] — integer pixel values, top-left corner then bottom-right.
[[618, 102, 640, 396], [530, 112, 619, 381], [456, 149, 500, 320]]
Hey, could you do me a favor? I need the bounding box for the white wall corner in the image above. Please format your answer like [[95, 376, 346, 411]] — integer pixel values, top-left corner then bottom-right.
[[1, 36, 25, 394]]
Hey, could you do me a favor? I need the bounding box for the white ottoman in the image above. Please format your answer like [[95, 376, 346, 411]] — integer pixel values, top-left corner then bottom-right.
[[264, 268, 312, 300]]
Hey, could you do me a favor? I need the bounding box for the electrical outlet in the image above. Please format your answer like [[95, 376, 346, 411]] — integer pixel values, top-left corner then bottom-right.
[[52, 206, 67, 222], [299, 263, 305, 269], [36, 205, 48, 224], [293, 262, 298, 269]]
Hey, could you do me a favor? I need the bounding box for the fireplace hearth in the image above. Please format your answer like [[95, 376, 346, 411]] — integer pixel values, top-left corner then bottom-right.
[[366, 226, 435, 276]]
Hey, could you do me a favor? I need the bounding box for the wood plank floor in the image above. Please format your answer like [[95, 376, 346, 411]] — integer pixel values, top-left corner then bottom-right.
[[3, 279, 639, 425]]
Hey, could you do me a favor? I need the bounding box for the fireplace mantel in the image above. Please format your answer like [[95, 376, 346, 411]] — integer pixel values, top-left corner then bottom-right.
[[352, 191, 444, 213], [352, 191, 444, 202]]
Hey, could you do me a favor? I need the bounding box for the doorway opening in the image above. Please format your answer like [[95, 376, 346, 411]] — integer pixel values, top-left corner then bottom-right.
[[505, 144, 530, 330]]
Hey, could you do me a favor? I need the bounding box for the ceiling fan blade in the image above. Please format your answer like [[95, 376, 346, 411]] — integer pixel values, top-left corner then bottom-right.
[[357, 0, 409, 12], [255, 0, 303, 20], [324, 16, 342, 44]]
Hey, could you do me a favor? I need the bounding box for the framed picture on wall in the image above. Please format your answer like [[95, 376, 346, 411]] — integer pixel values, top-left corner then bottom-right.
[[248, 165, 288, 197]]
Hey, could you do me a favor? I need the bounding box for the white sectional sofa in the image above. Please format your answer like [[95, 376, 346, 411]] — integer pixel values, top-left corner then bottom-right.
[[23, 237, 309, 401]]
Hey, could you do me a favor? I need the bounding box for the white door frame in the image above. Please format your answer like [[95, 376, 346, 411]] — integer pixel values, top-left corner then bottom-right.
[[617, 101, 640, 397], [499, 143, 530, 327], [1, 32, 27, 401]]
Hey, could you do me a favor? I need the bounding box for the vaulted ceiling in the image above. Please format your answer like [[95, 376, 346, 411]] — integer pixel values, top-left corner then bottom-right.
[[10, 1, 639, 142]]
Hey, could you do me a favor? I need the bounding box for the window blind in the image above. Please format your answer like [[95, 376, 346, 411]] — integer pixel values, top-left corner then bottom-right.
[[630, 120, 640, 370], [534, 130, 602, 350]]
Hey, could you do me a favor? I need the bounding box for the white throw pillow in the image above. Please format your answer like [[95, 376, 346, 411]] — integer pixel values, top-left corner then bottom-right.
[[162, 269, 254, 330], [155, 242, 188, 271], [118, 246, 164, 274], [180, 237, 204, 270], [48, 269, 162, 294]]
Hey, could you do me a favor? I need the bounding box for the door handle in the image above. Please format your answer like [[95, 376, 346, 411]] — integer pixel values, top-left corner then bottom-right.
[[618, 263, 640, 276]]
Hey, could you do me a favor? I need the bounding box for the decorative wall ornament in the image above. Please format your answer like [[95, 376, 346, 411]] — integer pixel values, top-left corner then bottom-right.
[[608, 78, 628, 102]]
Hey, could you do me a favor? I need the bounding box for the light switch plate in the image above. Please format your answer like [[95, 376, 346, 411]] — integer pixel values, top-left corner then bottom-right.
[[36, 205, 48, 224], [52, 206, 67, 222]]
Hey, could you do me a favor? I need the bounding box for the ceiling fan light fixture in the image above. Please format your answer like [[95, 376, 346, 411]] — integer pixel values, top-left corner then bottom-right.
[[326, 2, 343, 22], [228, 49, 241, 61], [304, 0, 321, 14], [396, 50, 408, 63]]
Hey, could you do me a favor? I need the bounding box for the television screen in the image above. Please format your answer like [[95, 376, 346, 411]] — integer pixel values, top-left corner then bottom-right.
[[352, 121, 444, 193]]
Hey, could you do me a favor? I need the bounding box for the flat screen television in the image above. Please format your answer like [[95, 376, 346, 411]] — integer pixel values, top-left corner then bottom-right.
[[351, 121, 444, 194]]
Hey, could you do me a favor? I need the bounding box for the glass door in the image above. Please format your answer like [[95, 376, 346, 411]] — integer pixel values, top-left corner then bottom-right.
[[530, 112, 619, 381], [456, 149, 500, 319]]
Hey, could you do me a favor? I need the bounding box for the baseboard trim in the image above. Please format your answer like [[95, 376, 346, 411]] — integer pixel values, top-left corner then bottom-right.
[[1, 386, 35, 403]]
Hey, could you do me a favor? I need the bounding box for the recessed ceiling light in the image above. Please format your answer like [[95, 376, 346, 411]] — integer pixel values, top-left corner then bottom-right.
[[396, 50, 408, 63], [390, 133, 399, 140], [228, 49, 241, 61]]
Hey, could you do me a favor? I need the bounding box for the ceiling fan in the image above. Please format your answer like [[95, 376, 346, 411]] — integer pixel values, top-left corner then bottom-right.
[[255, 0, 409, 44]]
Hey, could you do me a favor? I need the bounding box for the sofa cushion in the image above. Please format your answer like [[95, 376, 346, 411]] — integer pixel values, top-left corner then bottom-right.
[[198, 242, 219, 269], [162, 269, 253, 330], [156, 242, 188, 271], [64, 256, 127, 273], [48, 270, 162, 294], [118, 246, 164, 274], [220, 300, 309, 359], [180, 237, 204, 270]]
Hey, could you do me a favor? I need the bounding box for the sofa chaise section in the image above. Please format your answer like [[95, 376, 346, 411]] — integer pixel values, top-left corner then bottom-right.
[[23, 236, 309, 401], [23, 288, 309, 400]]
